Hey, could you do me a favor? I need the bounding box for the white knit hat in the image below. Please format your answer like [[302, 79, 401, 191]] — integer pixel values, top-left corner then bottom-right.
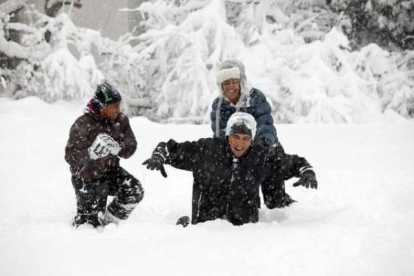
[[225, 112, 257, 138], [215, 67, 240, 86]]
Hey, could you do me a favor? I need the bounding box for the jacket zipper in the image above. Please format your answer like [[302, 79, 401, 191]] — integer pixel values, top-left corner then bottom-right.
[[226, 158, 239, 216]]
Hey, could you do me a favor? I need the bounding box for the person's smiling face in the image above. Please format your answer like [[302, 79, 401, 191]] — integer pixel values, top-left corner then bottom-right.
[[222, 78, 241, 105], [228, 133, 252, 158]]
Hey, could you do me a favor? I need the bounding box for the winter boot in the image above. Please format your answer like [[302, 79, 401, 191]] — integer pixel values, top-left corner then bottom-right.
[[284, 193, 297, 207], [73, 214, 101, 228], [98, 210, 121, 226]]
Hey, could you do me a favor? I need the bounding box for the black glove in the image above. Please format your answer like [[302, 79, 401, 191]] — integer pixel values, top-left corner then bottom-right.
[[260, 137, 272, 148], [142, 142, 168, 178], [176, 216, 190, 227], [293, 170, 318, 189]]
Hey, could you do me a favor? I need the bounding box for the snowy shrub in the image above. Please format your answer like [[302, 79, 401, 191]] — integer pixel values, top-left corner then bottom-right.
[[0, 9, 103, 101], [131, 0, 351, 122], [96, 34, 149, 115], [0, 0, 28, 96], [248, 28, 378, 123], [37, 14, 104, 100], [133, 0, 243, 122], [328, 0, 414, 50], [353, 44, 414, 117], [1, 6, 144, 108], [1, 0, 413, 122], [243, 24, 414, 122], [225, 0, 342, 45]]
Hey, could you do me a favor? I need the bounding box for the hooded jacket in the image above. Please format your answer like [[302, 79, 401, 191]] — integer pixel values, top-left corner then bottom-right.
[[162, 138, 311, 226], [65, 100, 137, 179], [210, 60, 277, 144]]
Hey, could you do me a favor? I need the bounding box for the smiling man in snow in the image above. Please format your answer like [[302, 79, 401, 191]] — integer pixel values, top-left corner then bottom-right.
[[143, 112, 317, 226], [65, 80, 144, 228]]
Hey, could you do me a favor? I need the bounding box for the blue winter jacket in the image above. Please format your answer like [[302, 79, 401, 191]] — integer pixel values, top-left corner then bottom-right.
[[210, 88, 278, 144]]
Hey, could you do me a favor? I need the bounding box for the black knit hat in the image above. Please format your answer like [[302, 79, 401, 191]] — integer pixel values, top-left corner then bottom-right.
[[229, 123, 252, 137], [225, 112, 257, 138], [94, 80, 122, 108]]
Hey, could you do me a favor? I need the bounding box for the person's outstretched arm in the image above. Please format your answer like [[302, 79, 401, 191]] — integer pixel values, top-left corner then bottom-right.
[[143, 138, 210, 177], [267, 148, 318, 189]]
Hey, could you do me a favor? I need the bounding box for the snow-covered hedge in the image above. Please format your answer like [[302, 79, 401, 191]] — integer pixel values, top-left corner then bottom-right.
[[0, 0, 413, 123]]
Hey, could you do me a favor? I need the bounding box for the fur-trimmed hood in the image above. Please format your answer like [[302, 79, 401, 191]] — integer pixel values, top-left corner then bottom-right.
[[215, 59, 252, 103]]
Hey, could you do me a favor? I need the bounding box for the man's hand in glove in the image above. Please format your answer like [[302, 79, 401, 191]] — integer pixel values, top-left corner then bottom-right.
[[260, 137, 272, 148], [293, 170, 318, 189], [142, 142, 168, 178]]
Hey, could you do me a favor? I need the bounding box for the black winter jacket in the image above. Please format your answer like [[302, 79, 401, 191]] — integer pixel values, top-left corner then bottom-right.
[[163, 138, 311, 226], [65, 108, 137, 179]]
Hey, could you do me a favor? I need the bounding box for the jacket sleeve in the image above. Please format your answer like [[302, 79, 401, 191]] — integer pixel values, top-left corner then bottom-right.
[[210, 98, 220, 138], [65, 119, 92, 168], [251, 90, 277, 144], [163, 138, 207, 172], [276, 152, 314, 180], [117, 115, 137, 159]]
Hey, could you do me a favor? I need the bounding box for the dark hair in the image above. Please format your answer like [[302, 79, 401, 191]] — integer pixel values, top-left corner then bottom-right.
[[229, 123, 252, 137]]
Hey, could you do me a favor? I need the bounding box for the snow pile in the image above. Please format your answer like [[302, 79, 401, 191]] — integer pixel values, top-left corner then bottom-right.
[[0, 97, 413, 276]]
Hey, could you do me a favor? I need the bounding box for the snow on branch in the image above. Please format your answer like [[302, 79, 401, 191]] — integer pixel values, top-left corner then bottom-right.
[[132, 0, 243, 122], [0, 0, 26, 16], [0, 36, 29, 59], [1, 0, 413, 123]]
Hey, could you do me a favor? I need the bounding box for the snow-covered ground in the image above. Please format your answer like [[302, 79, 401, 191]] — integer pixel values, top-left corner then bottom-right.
[[0, 97, 413, 276]]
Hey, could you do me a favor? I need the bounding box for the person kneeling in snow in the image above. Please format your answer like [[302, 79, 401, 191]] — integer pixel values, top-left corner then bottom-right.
[[65, 80, 144, 228], [143, 112, 317, 226]]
